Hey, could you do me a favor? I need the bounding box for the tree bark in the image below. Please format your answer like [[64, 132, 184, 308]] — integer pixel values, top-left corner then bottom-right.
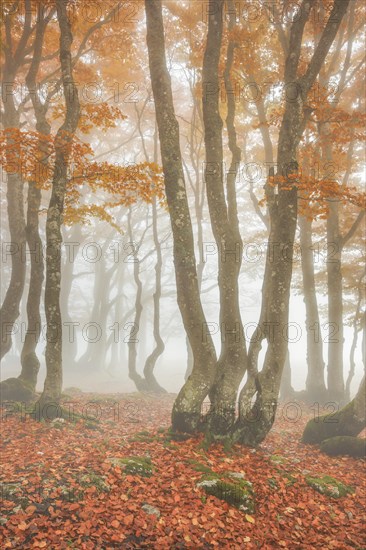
[[202, 0, 247, 435], [20, 5, 54, 389], [299, 215, 326, 401], [233, 0, 350, 446], [37, 0, 80, 417], [0, 34, 27, 360], [145, 0, 217, 432], [143, 199, 167, 394]]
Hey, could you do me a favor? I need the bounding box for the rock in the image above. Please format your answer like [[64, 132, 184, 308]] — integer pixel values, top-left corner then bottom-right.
[[0, 378, 35, 403], [197, 473, 255, 513], [305, 474, 354, 498], [142, 504, 160, 518], [320, 436, 365, 458], [227, 472, 246, 480], [107, 456, 154, 478]]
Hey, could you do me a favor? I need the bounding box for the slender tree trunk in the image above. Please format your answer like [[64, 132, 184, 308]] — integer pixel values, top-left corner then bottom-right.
[[37, 0, 80, 416], [233, 0, 350, 445], [0, 83, 26, 360], [202, 0, 247, 435], [126, 208, 149, 392], [143, 199, 167, 393], [61, 225, 82, 368], [299, 215, 326, 400], [145, 0, 217, 432], [326, 196, 344, 402], [20, 6, 54, 387], [345, 269, 365, 401], [135, 114, 166, 393], [280, 350, 294, 400]]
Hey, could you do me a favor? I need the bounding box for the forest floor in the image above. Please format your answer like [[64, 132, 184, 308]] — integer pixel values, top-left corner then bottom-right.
[[0, 391, 365, 549]]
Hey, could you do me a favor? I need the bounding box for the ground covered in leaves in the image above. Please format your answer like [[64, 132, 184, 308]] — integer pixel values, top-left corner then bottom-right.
[[1, 391, 365, 549]]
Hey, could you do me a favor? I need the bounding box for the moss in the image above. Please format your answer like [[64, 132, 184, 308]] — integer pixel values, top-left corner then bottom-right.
[[107, 456, 154, 477], [305, 475, 354, 498], [197, 474, 255, 513], [80, 472, 110, 492], [282, 472, 297, 486], [267, 477, 278, 489], [186, 459, 215, 475], [128, 432, 156, 443], [320, 436, 365, 458], [200, 431, 214, 451], [164, 427, 192, 442], [270, 455, 287, 464]]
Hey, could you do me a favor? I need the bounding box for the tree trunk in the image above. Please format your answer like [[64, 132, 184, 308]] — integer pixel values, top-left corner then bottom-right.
[[61, 225, 82, 369], [0, 82, 26, 360], [145, 0, 217, 432], [299, 215, 326, 401], [143, 199, 167, 394], [202, 0, 247, 435], [345, 271, 365, 401], [233, 0, 350, 446], [326, 197, 344, 402], [279, 350, 294, 400], [20, 6, 53, 387], [37, 0, 80, 418]]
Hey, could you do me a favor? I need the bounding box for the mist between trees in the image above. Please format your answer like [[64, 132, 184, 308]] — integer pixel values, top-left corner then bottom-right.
[[1, 0, 365, 442]]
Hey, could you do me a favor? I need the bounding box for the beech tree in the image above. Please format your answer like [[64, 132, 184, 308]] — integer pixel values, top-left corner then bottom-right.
[[37, 0, 81, 415], [145, 0, 217, 432]]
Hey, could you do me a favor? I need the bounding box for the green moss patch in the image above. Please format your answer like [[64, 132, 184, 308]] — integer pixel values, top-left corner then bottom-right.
[[197, 473, 254, 513], [186, 459, 214, 475], [107, 456, 154, 477], [305, 475, 354, 498]]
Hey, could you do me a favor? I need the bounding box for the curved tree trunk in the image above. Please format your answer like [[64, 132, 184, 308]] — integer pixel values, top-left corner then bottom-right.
[[145, 0, 217, 433], [37, 0, 80, 418], [143, 199, 167, 394]]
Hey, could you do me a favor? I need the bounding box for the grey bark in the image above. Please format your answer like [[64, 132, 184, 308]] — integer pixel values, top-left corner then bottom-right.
[[299, 215, 326, 400], [233, 0, 351, 446], [0, 5, 31, 359], [37, 0, 80, 416], [145, 0, 217, 432], [202, 0, 247, 435]]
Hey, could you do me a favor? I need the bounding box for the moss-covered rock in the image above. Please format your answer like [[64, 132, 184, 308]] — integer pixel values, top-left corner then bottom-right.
[[197, 473, 254, 513], [0, 378, 35, 402], [320, 436, 365, 458], [107, 456, 154, 477], [305, 475, 354, 498], [302, 397, 365, 444]]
